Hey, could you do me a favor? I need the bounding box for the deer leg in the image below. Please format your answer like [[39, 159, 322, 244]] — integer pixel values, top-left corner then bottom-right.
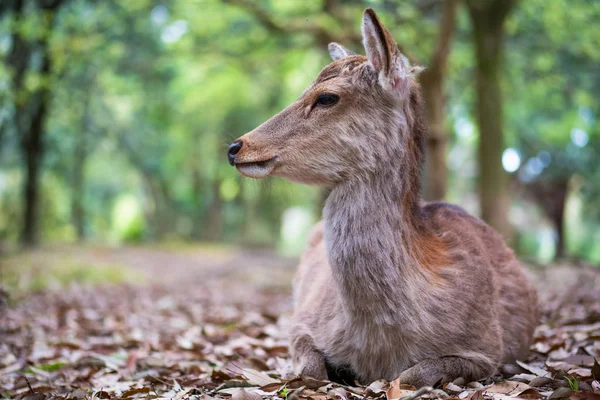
[[398, 356, 496, 388], [290, 334, 327, 380]]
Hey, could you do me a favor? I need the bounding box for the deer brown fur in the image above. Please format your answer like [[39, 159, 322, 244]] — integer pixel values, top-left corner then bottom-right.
[[228, 8, 538, 387]]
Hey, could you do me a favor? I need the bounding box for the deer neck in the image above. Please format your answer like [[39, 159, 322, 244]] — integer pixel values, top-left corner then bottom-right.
[[322, 140, 427, 324]]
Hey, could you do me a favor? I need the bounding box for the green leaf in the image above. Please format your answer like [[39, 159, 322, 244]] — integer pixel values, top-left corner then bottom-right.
[[32, 361, 67, 372]]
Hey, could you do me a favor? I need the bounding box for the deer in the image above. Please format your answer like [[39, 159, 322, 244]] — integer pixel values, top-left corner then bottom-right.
[[227, 8, 538, 388]]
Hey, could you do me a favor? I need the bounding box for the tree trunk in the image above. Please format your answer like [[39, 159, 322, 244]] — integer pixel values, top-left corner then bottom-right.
[[21, 110, 45, 246], [421, 0, 459, 201], [466, 0, 516, 239], [7, 0, 65, 247], [421, 74, 447, 201], [525, 179, 569, 260], [71, 98, 92, 241], [555, 201, 566, 259], [20, 50, 53, 247], [203, 178, 224, 241], [190, 162, 205, 240]]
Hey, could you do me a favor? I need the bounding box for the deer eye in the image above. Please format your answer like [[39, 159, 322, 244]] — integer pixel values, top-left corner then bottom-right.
[[315, 93, 339, 107]]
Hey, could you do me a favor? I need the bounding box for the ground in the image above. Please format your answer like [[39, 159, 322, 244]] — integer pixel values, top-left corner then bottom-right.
[[1, 245, 600, 400]]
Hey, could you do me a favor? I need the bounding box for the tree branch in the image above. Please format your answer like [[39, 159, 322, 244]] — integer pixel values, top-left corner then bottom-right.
[[466, 0, 517, 28], [223, 0, 361, 48], [491, 0, 518, 24], [428, 0, 460, 73]]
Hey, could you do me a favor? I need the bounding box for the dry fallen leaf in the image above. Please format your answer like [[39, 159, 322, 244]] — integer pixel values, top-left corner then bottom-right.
[[568, 367, 592, 378], [486, 380, 532, 395], [2, 252, 599, 400], [242, 368, 279, 386], [444, 382, 463, 393], [231, 388, 261, 400], [516, 360, 550, 377], [328, 387, 350, 399], [386, 379, 416, 400], [529, 377, 554, 387], [548, 387, 574, 399], [121, 387, 150, 398], [560, 355, 596, 367], [569, 393, 600, 400], [364, 379, 388, 397], [546, 360, 577, 374], [468, 389, 484, 400], [593, 359, 600, 381], [514, 388, 546, 399]]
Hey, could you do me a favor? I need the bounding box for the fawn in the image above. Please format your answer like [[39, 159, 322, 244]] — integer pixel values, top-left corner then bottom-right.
[[228, 8, 538, 387]]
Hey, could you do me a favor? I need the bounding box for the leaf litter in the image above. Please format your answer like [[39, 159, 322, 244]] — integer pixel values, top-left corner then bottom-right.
[[1, 258, 599, 400]]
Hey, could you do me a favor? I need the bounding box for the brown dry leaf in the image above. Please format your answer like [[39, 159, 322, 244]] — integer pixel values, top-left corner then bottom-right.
[[288, 376, 330, 390], [570, 393, 600, 400], [444, 382, 463, 393], [22, 395, 47, 400], [231, 388, 262, 400], [136, 356, 164, 369], [568, 368, 592, 378], [242, 368, 279, 386], [511, 373, 538, 382], [529, 377, 554, 387], [486, 380, 531, 395], [364, 379, 388, 397], [532, 341, 553, 354], [211, 369, 234, 382], [259, 381, 285, 392], [516, 360, 550, 377], [93, 390, 111, 399], [593, 359, 600, 381], [386, 379, 416, 400], [514, 388, 546, 399], [121, 387, 150, 398], [548, 387, 574, 399], [560, 355, 597, 368], [467, 381, 485, 389], [247, 357, 270, 371], [547, 360, 578, 374], [468, 390, 484, 400], [328, 387, 349, 399]]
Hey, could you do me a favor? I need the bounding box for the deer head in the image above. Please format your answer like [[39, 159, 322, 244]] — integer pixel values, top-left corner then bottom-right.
[[228, 8, 424, 187]]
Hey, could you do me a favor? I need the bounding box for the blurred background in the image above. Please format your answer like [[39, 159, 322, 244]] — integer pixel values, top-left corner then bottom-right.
[[0, 0, 599, 296]]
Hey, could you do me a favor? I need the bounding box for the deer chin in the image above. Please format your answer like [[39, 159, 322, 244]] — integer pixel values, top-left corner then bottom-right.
[[235, 157, 277, 179]]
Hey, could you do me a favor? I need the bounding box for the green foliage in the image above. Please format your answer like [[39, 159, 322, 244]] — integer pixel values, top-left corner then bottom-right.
[[27, 362, 67, 373], [111, 194, 146, 243], [279, 385, 288, 399], [0, 0, 598, 262], [564, 375, 579, 392]]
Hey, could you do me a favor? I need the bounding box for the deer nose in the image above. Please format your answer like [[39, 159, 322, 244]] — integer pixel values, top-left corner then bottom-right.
[[228, 140, 243, 166]]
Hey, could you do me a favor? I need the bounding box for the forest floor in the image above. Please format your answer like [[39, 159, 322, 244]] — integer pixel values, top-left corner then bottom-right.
[[1, 245, 600, 400]]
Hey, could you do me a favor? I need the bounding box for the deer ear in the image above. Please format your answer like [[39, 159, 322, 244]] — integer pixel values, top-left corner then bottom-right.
[[328, 42, 355, 61], [361, 8, 416, 91]]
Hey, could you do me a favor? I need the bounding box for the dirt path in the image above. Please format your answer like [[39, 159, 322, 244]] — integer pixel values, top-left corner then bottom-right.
[[86, 245, 299, 288]]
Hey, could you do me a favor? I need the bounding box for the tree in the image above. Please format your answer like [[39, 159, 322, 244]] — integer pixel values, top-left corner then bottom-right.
[[4, 0, 68, 247], [504, 0, 600, 260], [466, 0, 517, 239], [414, 0, 460, 200]]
